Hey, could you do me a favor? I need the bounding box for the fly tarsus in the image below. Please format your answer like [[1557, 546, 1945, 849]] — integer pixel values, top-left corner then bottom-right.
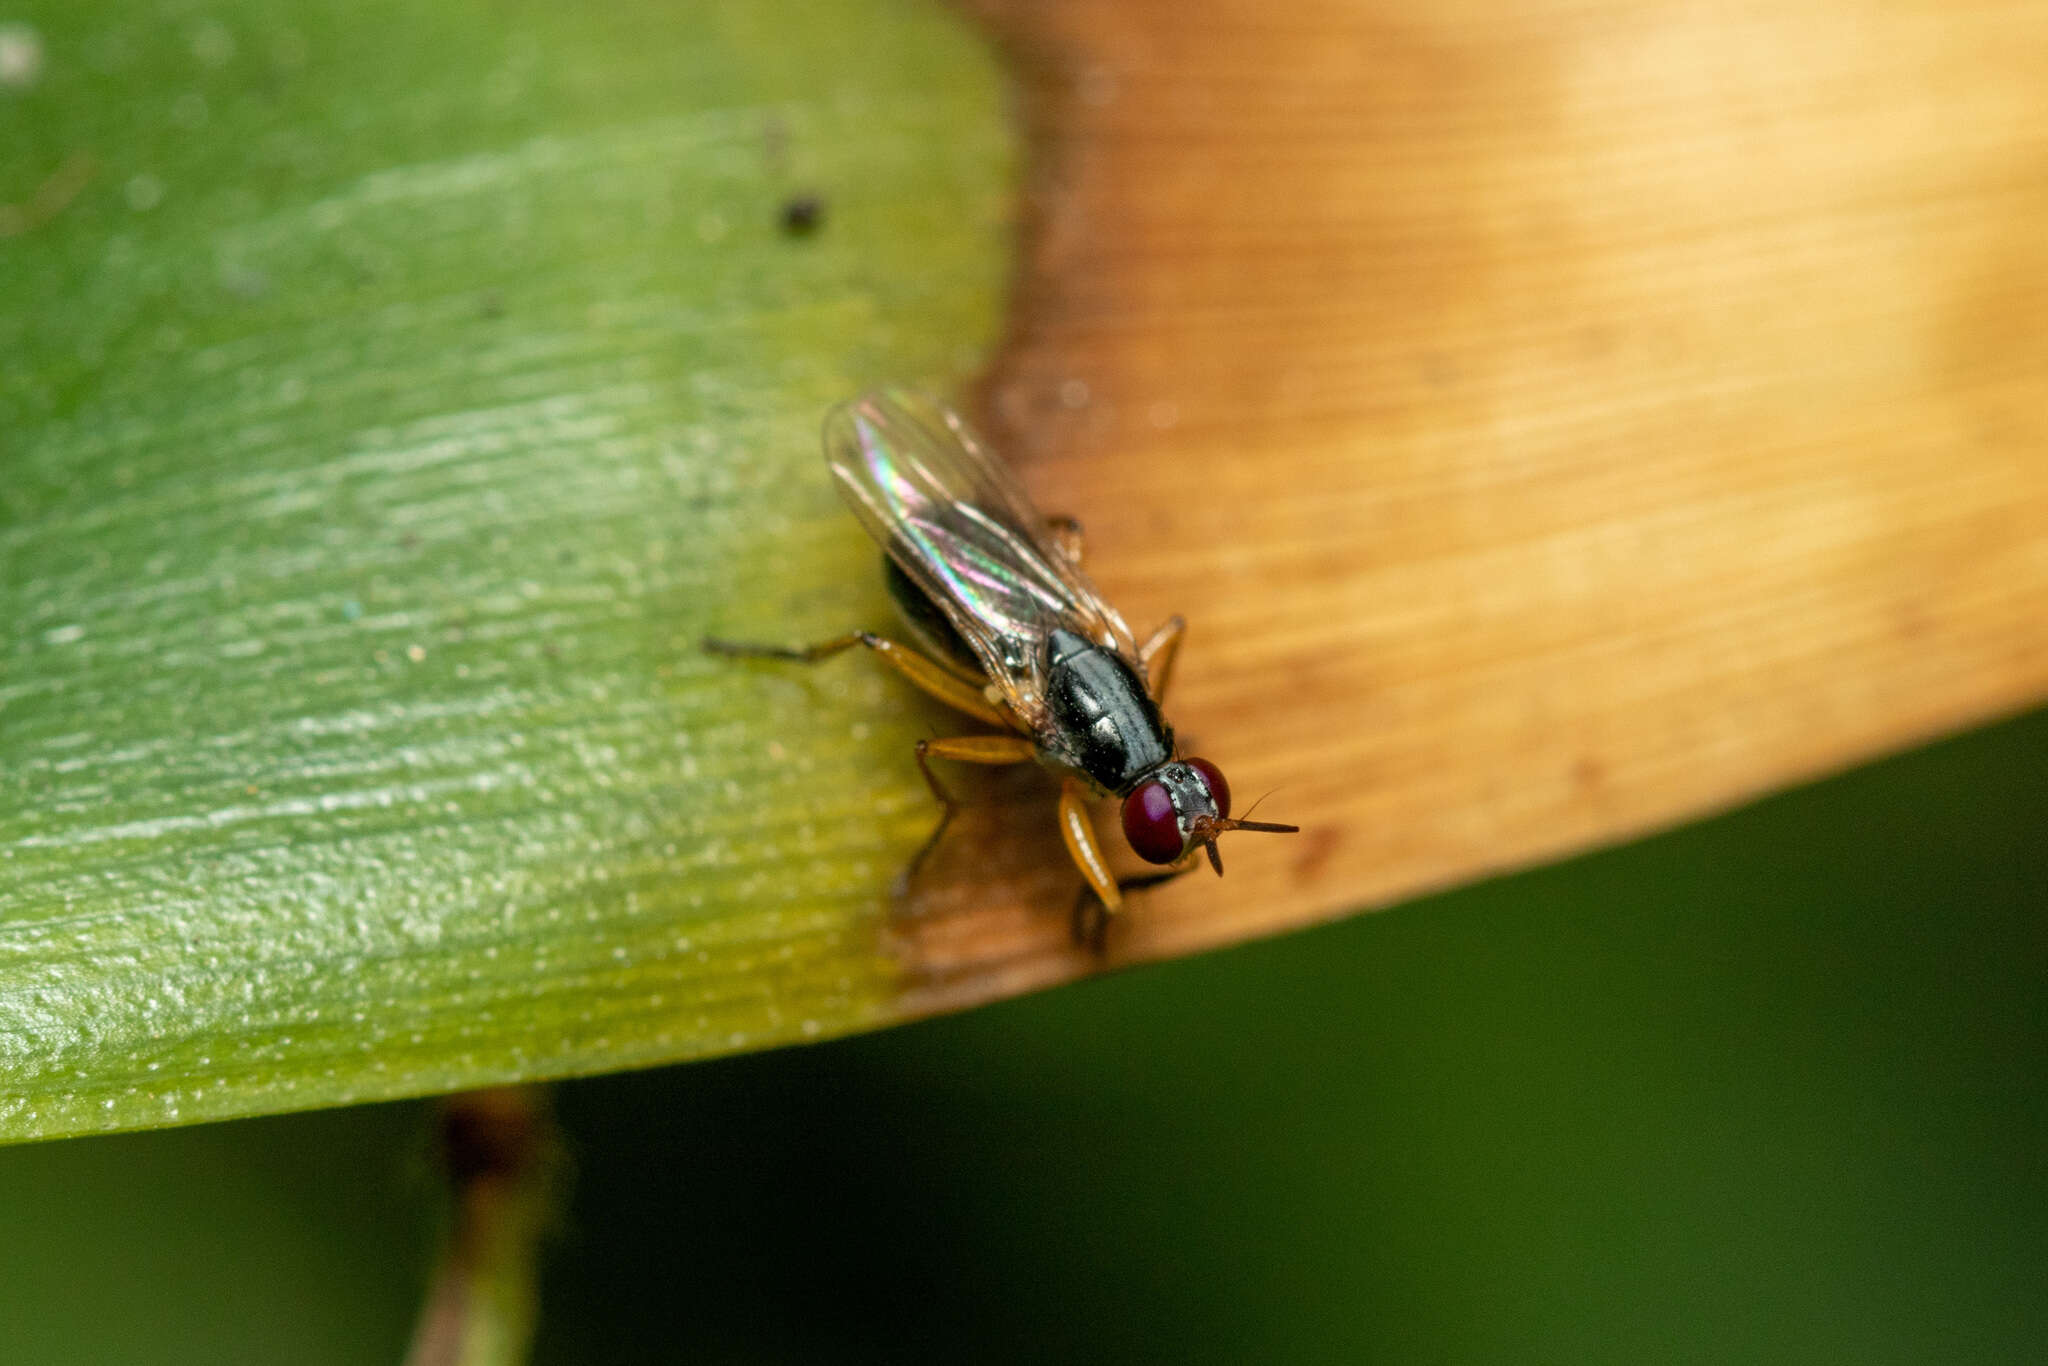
[[701, 631, 874, 663], [1070, 864, 1196, 954]]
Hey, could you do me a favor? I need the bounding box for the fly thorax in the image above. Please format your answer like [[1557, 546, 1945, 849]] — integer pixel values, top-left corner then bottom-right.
[[1041, 628, 1172, 793]]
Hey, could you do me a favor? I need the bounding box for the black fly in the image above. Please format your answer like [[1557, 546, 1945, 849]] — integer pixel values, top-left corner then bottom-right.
[[706, 389, 1296, 948]]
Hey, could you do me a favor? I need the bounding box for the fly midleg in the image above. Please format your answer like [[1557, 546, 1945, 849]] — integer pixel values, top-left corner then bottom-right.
[[703, 631, 1009, 729], [907, 734, 1037, 879]]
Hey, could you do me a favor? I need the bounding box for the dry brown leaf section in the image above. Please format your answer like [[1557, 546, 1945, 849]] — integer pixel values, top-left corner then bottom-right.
[[890, 0, 2048, 1006]]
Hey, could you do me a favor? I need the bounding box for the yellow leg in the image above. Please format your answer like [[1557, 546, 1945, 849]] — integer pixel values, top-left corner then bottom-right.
[[1058, 776, 1122, 924], [1063, 772, 1202, 951], [1139, 615, 1186, 703], [704, 630, 1009, 729], [906, 733, 1038, 878]]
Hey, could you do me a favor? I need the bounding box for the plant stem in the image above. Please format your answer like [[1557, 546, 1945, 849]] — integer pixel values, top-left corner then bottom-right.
[[402, 1087, 557, 1366]]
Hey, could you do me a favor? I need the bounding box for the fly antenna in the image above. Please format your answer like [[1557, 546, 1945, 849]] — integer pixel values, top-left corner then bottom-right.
[[1239, 787, 1283, 822], [1189, 814, 1299, 876]]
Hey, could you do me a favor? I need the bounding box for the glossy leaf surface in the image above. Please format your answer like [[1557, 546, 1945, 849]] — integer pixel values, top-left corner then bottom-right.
[[0, 0, 1012, 1141]]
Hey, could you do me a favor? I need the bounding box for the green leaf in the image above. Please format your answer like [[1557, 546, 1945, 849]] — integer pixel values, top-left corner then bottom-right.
[[1, 0, 1013, 1142]]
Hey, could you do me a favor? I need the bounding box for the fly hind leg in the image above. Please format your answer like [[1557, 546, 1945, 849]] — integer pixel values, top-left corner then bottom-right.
[[703, 630, 1008, 729]]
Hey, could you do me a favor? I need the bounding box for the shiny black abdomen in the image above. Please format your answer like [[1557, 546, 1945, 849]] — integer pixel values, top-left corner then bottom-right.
[[1042, 628, 1172, 795], [884, 554, 980, 674]]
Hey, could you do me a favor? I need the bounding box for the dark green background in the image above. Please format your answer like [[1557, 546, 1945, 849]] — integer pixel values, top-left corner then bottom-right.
[[1, 706, 2042, 1363]]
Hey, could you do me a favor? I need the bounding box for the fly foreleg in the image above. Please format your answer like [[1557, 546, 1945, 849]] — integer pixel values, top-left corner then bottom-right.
[[1061, 775, 1202, 952], [1069, 861, 1198, 955]]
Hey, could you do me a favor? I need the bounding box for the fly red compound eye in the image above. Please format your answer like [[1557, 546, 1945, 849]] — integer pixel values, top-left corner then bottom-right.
[[1122, 780, 1183, 864], [1186, 756, 1230, 820]]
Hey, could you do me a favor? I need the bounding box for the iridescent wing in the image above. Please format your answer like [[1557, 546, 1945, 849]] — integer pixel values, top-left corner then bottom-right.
[[823, 388, 1140, 727]]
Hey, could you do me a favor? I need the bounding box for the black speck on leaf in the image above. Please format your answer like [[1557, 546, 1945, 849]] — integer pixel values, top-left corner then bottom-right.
[[779, 194, 824, 237]]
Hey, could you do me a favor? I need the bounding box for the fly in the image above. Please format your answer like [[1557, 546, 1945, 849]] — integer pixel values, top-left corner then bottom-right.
[[705, 388, 1297, 947]]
